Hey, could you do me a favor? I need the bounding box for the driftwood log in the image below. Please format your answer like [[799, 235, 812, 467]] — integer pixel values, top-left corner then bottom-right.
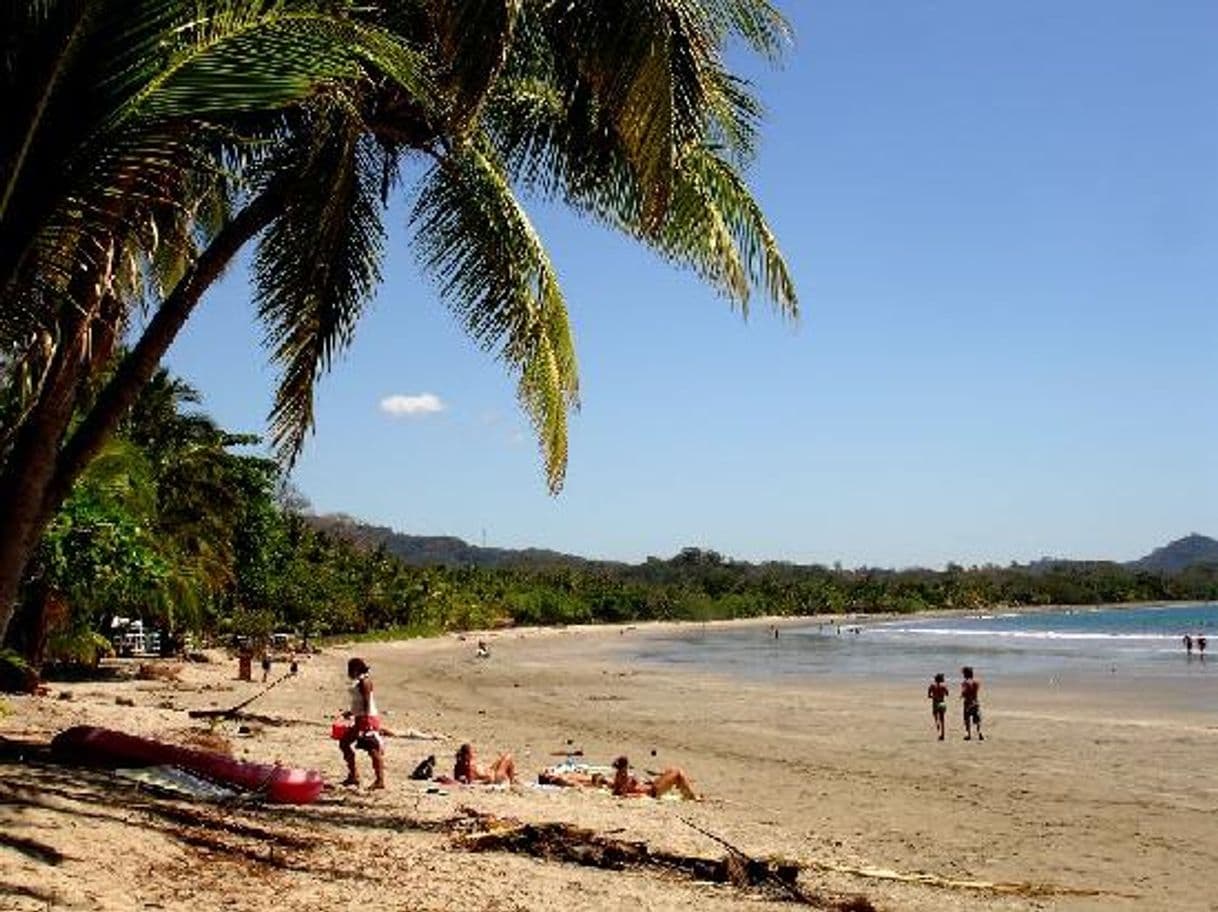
[[448, 808, 875, 910]]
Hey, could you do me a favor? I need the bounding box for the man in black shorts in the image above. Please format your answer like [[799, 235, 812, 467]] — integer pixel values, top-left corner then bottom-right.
[[961, 666, 984, 741]]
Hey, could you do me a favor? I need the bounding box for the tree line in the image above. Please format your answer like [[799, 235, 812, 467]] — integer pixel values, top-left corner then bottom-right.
[[4, 374, 1214, 690], [0, 0, 797, 648]]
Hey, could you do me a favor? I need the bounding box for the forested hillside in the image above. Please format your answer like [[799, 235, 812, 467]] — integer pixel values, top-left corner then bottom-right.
[[4, 372, 1215, 691]]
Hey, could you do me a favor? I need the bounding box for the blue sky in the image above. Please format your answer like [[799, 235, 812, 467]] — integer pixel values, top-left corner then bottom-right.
[[164, 1, 1218, 569]]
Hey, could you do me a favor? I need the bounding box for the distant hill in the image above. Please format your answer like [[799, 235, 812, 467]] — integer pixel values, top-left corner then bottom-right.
[[1128, 534, 1218, 573], [305, 513, 600, 568], [307, 514, 1218, 576]]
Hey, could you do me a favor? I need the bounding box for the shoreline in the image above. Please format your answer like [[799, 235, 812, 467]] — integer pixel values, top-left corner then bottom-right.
[[4, 615, 1217, 911], [331, 596, 1214, 652]]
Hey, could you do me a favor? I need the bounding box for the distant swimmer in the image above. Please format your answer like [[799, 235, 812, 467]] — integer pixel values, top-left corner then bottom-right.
[[961, 666, 984, 741], [1184, 634, 1193, 656], [927, 673, 949, 741]]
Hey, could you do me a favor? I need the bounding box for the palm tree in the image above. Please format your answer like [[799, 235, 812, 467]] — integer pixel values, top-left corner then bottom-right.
[[121, 368, 251, 615], [0, 0, 432, 637], [12, 365, 260, 680], [0, 0, 798, 641]]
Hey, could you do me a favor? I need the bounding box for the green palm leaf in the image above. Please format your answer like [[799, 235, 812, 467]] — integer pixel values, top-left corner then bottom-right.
[[659, 143, 796, 316], [485, 74, 796, 318], [699, 0, 793, 62], [412, 134, 579, 492], [254, 104, 387, 465]]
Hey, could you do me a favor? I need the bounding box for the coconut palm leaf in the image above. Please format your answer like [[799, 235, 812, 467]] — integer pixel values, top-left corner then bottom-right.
[[658, 143, 796, 315], [698, 0, 793, 62], [485, 74, 796, 318], [1, 0, 431, 342], [525, 0, 786, 230], [0, 1, 434, 475], [411, 134, 579, 492], [254, 103, 387, 465]]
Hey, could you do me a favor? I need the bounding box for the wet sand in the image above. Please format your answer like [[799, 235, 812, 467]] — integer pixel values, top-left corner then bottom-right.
[[2, 619, 1216, 911]]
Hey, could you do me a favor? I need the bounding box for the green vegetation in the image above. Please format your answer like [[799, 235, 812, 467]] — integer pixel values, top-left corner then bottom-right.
[[0, 1, 798, 644], [4, 360, 1213, 686], [2, 5, 1212, 690], [4, 365, 1214, 691]]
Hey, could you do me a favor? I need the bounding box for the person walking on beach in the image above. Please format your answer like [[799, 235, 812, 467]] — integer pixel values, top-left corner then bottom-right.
[[1184, 634, 1193, 657], [961, 666, 984, 741], [1198, 635, 1208, 660], [339, 657, 385, 790], [927, 673, 949, 740]]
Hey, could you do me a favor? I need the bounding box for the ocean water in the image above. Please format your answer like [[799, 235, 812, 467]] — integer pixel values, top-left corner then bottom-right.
[[621, 603, 1218, 685]]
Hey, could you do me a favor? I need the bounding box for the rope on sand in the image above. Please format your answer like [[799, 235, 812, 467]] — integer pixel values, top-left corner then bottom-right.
[[681, 814, 1138, 901], [801, 860, 1139, 899]]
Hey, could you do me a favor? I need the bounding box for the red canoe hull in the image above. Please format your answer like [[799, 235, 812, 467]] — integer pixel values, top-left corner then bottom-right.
[[52, 725, 324, 804]]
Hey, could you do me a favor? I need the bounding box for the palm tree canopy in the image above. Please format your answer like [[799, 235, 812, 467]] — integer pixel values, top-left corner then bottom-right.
[[3, 0, 798, 493]]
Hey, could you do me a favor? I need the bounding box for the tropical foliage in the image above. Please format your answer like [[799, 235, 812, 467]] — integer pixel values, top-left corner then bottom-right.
[[7, 372, 1214, 692], [0, 0, 799, 640]]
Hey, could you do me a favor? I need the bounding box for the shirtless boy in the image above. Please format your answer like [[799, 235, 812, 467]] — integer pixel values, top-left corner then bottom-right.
[[927, 673, 949, 740], [961, 666, 984, 741]]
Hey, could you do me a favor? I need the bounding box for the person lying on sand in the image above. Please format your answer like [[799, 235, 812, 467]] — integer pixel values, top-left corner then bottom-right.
[[451, 742, 516, 785], [611, 755, 699, 800], [537, 767, 609, 788], [538, 770, 604, 788]]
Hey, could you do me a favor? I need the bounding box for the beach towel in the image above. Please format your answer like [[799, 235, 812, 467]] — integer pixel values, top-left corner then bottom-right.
[[116, 765, 238, 801]]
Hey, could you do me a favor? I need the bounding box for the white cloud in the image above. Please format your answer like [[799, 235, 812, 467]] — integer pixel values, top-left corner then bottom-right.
[[379, 393, 445, 417]]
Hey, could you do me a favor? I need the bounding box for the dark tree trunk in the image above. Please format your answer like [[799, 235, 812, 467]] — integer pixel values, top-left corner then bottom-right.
[[0, 304, 94, 645], [14, 581, 56, 689], [0, 187, 285, 644]]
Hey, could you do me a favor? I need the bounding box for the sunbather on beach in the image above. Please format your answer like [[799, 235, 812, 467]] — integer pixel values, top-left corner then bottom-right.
[[537, 768, 608, 788], [453, 742, 516, 784], [611, 755, 699, 800]]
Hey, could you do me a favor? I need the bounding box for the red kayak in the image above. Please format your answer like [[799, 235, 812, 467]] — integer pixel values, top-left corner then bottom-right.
[[52, 725, 324, 804]]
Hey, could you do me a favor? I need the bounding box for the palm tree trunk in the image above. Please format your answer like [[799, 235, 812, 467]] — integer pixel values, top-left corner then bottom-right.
[[48, 186, 286, 512], [0, 298, 95, 646], [12, 579, 54, 691], [0, 186, 286, 643]]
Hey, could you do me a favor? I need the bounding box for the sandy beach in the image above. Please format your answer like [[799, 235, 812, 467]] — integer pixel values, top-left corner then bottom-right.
[[3, 618, 1216, 911]]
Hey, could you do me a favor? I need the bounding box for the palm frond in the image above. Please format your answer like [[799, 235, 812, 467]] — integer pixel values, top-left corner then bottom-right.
[[501, 0, 775, 226], [115, 4, 424, 124], [411, 134, 579, 492], [698, 0, 793, 62], [538, 0, 690, 229], [424, 0, 518, 134], [254, 104, 386, 465], [649, 144, 796, 316], [485, 77, 796, 318], [2, 0, 430, 342]]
